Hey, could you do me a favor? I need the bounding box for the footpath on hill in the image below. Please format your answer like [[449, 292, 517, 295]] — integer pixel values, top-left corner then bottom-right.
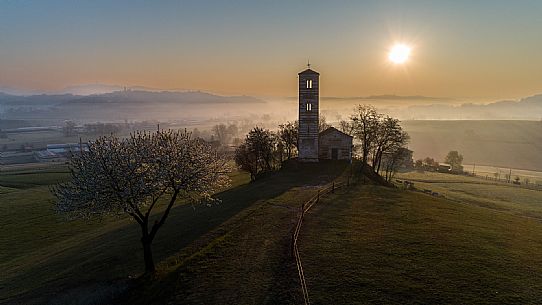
[[2, 161, 347, 305], [117, 161, 348, 305]]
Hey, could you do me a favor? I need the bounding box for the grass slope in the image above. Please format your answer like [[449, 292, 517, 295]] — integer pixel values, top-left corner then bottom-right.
[[299, 184, 542, 304], [396, 171, 542, 219], [1, 161, 347, 304]]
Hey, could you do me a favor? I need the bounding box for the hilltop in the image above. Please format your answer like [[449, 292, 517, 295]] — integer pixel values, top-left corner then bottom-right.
[[299, 181, 542, 304]]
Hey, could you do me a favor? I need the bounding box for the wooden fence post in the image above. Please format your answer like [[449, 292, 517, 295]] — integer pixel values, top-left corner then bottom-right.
[[291, 232, 295, 257]]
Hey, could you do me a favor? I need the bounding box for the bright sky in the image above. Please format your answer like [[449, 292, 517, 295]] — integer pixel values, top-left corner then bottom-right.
[[1, 0, 542, 99]]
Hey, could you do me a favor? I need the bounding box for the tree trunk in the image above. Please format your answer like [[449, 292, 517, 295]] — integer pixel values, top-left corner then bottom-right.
[[141, 220, 155, 274], [376, 150, 383, 173], [142, 237, 155, 274]]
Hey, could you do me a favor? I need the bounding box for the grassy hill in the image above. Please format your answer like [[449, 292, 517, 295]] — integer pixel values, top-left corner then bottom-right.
[[402, 120, 542, 171], [299, 183, 542, 304], [4, 162, 542, 304], [1, 162, 347, 304]]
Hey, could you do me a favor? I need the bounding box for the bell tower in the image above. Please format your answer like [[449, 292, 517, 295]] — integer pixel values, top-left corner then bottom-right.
[[298, 63, 319, 162]]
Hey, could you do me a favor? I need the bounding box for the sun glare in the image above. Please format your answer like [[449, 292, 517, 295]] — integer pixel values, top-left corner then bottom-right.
[[388, 43, 411, 64]]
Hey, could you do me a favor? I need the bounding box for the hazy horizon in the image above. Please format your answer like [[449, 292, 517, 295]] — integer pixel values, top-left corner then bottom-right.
[[2, 0, 542, 100]]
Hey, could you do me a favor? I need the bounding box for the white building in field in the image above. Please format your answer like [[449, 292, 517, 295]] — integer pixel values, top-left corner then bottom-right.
[[46, 143, 89, 156]]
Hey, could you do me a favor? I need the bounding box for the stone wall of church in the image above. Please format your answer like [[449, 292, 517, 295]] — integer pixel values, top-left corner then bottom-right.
[[319, 131, 353, 161]]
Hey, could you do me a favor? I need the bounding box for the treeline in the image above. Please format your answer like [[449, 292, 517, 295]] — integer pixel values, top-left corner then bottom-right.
[[414, 151, 464, 173], [232, 105, 412, 182], [338, 105, 411, 181], [203, 115, 332, 148]]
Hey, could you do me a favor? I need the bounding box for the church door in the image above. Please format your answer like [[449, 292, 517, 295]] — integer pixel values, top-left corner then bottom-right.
[[331, 148, 339, 160]]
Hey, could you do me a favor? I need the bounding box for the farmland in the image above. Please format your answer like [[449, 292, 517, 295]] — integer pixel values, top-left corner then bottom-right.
[[3, 162, 542, 304], [395, 171, 542, 219], [401, 120, 542, 171]]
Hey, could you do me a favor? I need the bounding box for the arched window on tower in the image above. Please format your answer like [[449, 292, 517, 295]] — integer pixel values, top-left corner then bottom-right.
[[306, 79, 313, 89], [306, 103, 312, 111]]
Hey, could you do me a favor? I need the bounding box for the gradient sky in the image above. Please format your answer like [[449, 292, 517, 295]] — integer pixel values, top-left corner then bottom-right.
[[1, 0, 542, 99]]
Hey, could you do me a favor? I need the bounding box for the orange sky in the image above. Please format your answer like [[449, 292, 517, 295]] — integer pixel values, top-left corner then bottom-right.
[[1, 1, 542, 100]]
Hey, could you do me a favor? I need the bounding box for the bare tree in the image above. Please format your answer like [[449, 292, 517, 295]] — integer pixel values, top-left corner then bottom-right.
[[278, 121, 298, 159], [338, 119, 354, 135], [415, 159, 424, 170], [319, 116, 332, 132], [246, 127, 275, 171], [445, 150, 464, 172], [212, 123, 240, 145], [234, 127, 276, 179], [63, 120, 77, 137], [212, 124, 229, 144], [371, 116, 409, 173], [234, 143, 258, 181], [350, 105, 381, 170], [424, 157, 436, 168], [381, 147, 412, 181], [52, 130, 230, 274]]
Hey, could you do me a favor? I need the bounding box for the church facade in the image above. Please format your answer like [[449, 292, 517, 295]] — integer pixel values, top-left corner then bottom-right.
[[298, 66, 353, 162]]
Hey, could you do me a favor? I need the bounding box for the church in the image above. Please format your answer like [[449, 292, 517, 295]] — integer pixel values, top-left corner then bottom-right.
[[297, 65, 353, 162]]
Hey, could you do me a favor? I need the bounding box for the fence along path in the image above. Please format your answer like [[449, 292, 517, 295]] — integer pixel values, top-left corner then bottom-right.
[[291, 179, 347, 305]]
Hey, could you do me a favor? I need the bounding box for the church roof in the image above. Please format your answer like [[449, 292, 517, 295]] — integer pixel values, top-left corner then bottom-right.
[[319, 126, 353, 138], [298, 68, 320, 75]]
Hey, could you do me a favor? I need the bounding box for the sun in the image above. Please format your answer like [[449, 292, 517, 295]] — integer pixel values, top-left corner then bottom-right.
[[388, 43, 411, 64]]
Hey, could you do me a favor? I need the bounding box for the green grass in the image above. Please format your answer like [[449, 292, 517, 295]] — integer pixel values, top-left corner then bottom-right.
[[396, 171, 542, 219], [0, 169, 69, 188], [1, 160, 348, 304], [299, 184, 542, 304], [7, 161, 541, 304]]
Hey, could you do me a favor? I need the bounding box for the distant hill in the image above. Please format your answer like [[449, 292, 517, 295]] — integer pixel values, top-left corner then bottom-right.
[[0, 90, 265, 121], [318, 93, 542, 121], [0, 90, 263, 106], [397, 94, 542, 120]]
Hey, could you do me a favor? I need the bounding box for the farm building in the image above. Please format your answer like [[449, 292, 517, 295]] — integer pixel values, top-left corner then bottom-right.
[[297, 65, 353, 162], [46, 143, 89, 156], [437, 163, 451, 172]]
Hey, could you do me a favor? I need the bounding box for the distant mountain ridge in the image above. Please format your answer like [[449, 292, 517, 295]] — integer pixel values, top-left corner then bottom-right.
[[324, 94, 454, 101], [1, 90, 541, 121], [399, 94, 542, 120], [0, 90, 264, 106], [0, 90, 266, 121]]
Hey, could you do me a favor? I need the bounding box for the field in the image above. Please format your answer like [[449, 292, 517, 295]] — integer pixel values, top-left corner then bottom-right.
[[0, 130, 96, 152], [401, 120, 542, 171], [395, 171, 542, 219], [299, 183, 542, 304], [3, 162, 542, 304], [0, 161, 347, 304], [462, 164, 542, 185]]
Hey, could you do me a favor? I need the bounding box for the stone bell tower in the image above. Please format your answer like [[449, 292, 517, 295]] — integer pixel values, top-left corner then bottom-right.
[[298, 63, 319, 162]]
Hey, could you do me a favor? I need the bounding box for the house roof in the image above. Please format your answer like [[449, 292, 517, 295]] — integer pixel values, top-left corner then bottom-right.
[[298, 68, 320, 76], [319, 126, 353, 138]]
